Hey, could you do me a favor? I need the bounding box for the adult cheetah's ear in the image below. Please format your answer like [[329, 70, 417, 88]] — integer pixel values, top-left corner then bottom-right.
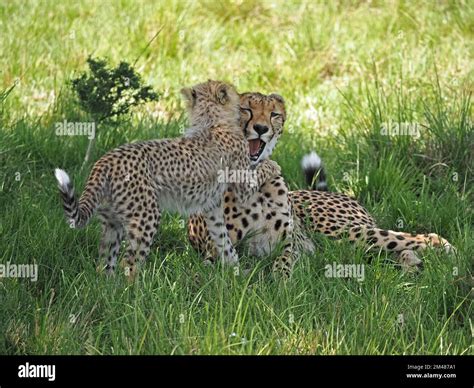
[[269, 94, 285, 105], [181, 87, 196, 107], [216, 83, 230, 105]]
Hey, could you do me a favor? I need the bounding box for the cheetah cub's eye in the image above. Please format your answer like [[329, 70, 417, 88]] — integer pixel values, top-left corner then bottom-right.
[[270, 112, 280, 118]]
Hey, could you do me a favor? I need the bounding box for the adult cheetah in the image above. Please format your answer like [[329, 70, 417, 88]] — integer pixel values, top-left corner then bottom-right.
[[188, 92, 454, 277], [54, 80, 281, 279]]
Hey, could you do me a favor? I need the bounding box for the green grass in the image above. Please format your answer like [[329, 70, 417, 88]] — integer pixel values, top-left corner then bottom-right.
[[0, 0, 472, 355]]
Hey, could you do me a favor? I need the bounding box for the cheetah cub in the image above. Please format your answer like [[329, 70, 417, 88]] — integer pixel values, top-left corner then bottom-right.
[[54, 80, 281, 278]]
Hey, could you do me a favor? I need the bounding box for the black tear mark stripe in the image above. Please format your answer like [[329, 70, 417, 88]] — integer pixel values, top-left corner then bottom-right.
[[242, 108, 253, 133]]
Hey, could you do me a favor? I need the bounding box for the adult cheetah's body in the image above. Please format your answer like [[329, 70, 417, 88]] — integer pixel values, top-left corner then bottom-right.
[[188, 92, 454, 277]]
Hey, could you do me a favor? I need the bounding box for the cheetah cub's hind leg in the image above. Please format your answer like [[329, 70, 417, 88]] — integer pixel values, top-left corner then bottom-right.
[[97, 206, 124, 275], [119, 187, 161, 279]]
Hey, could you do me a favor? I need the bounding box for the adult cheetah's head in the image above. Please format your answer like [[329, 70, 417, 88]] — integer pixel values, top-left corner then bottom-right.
[[239, 92, 286, 164], [181, 80, 240, 133]]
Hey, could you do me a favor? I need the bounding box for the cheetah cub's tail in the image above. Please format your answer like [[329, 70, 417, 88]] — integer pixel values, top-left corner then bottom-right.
[[301, 151, 328, 191], [54, 168, 102, 229]]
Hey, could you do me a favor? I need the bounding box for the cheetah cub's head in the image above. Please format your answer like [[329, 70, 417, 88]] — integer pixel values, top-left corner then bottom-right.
[[181, 80, 240, 135], [239, 92, 286, 165]]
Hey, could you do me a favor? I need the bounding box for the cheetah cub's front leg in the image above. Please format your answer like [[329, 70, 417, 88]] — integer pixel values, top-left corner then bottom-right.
[[204, 204, 239, 265]]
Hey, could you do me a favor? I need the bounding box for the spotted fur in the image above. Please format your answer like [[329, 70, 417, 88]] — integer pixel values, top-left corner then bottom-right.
[[188, 92, 455, 278], [54, 80, 281, 279]]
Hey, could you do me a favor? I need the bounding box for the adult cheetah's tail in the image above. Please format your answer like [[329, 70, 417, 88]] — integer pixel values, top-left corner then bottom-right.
[[301, 151, 328, 191], [54, 168, 104, 229]]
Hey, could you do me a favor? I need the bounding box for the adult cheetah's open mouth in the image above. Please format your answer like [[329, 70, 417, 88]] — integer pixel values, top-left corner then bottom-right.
[[248, 139, 266, 161]]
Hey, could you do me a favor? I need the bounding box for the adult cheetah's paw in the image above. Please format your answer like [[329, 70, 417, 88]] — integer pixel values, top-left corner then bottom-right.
[[398, 250, 423, 273], [427, 233, 456, 255], [271, 260, 292, 281]]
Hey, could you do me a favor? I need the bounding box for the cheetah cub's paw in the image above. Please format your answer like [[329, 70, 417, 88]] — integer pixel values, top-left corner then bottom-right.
[[119, 259, 139, 282], [259, 159, 281, 177]]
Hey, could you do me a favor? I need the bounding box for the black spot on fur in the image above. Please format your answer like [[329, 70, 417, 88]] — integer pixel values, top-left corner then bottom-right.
[[387, 241, 397, 249], [274, 219, 282, 231]]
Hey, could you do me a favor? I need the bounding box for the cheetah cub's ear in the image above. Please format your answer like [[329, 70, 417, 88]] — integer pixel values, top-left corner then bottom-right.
[[181, 87, 197, 108], [216, 83, 231, 105]]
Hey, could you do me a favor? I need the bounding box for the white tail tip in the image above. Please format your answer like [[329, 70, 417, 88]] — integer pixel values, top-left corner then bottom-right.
[[301, 151, 322, 170], [54, 168, 71, 189]]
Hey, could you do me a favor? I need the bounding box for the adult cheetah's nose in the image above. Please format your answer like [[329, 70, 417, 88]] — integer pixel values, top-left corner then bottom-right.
[[253, 124, 269, 136]]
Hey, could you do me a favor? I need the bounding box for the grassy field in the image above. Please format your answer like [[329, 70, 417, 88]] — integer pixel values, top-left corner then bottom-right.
[[0, 0, 472, 355]]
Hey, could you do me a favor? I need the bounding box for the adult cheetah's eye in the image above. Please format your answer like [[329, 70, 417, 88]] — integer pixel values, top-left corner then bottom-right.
[[240, 108, 252, 116]]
